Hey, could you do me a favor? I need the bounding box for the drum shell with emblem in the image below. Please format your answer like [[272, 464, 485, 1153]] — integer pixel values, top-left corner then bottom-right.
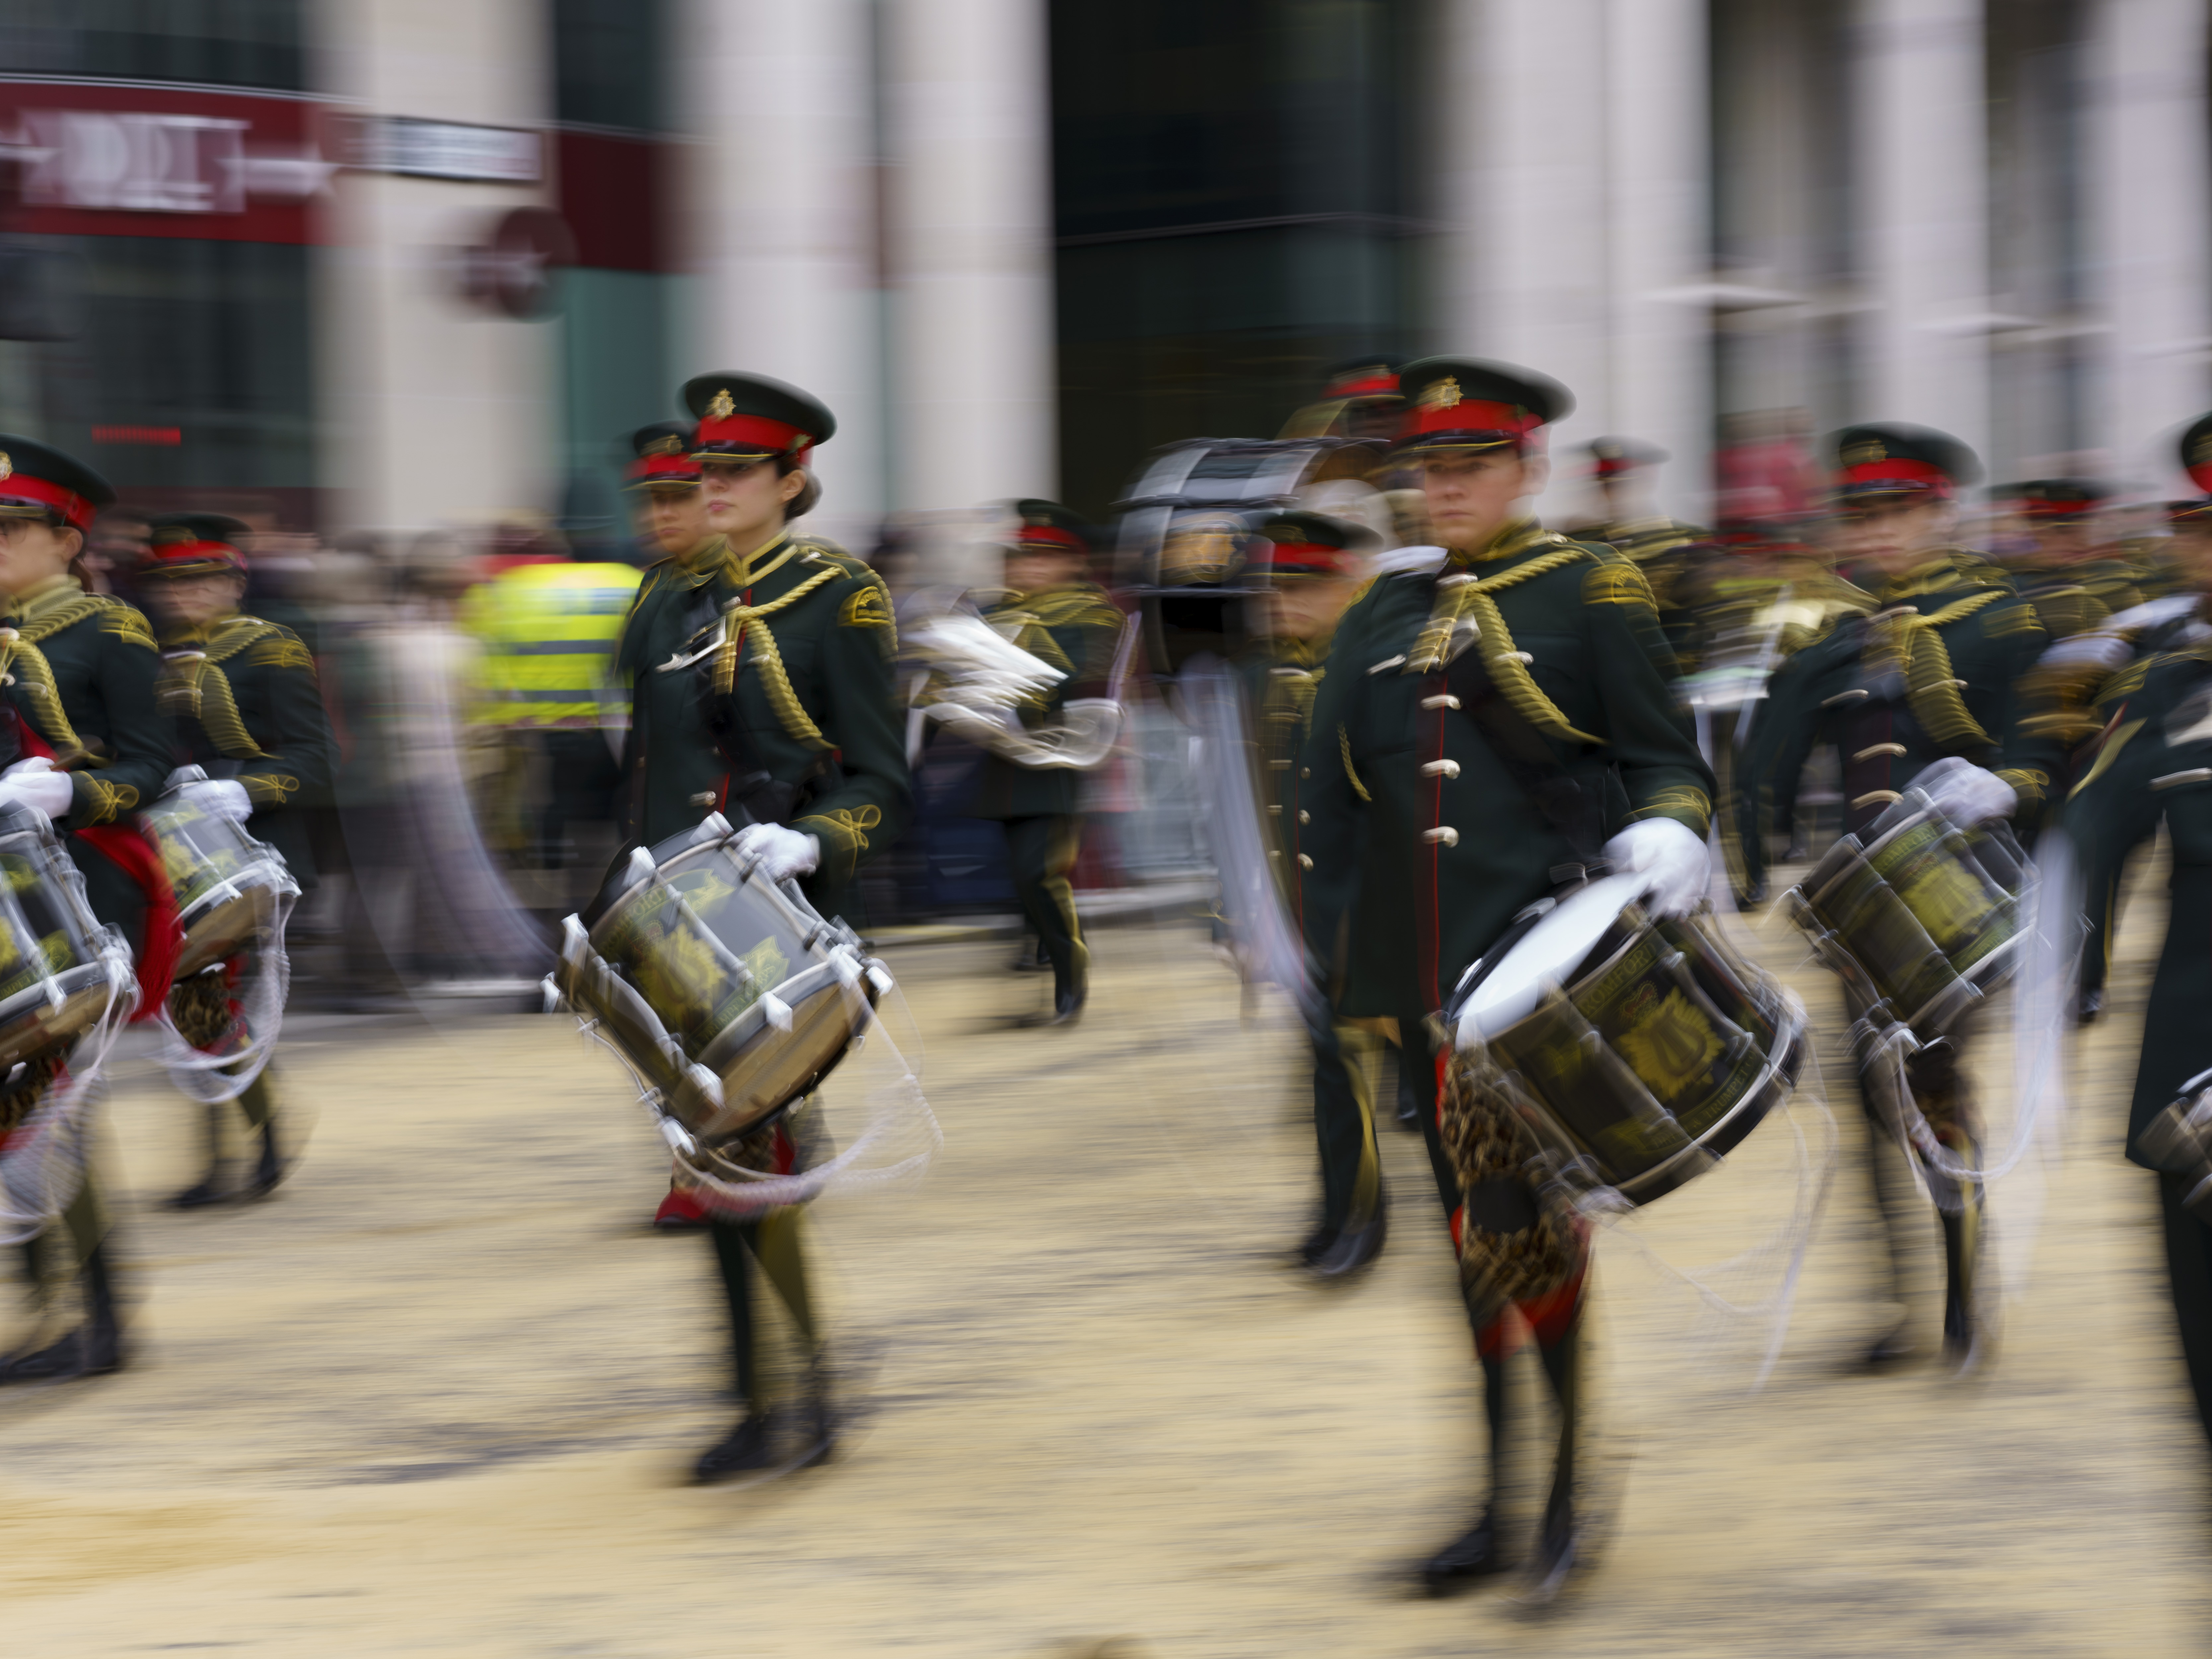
[[1783, 795, 2024, 1037], [140, 780, 299, 980], [1450, 875, 1806, 1206], [1115, 437, 1383, 677], [0, 805, 122, 1070], [560, 816, 881, 1143]]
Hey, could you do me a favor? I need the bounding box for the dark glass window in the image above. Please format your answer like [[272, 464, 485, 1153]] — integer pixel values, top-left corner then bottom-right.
[[553, 0, 668, 133], [13, 235, 315, 518], [0, 0, 306, 91]]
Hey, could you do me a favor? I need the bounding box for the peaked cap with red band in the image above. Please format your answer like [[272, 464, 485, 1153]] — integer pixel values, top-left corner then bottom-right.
[[1827, 423, 1979, 501], [1391, 356, 1573, 455], [681, 372, 835, 468], [1993, 477, 2114, 523], [2179, 410, 2212, 494], [0, 435, 115, 535], [627, 420, 701, 491], [1006, 498, 1099, 557], [1588, 436, 1667, 479], [1242, 508, 1378, 579], [1320, 356, 1403, 403], [141, 512, 250, 579]]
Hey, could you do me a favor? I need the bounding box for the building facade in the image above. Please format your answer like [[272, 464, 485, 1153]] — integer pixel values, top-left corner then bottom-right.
[[0, 0, 2204, 544]]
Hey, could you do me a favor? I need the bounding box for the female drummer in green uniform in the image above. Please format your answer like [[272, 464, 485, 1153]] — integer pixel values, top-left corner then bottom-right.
[[133, 513, 336, 1207], [613, 373, 909, 1480], [0, 437, 178, 1385]]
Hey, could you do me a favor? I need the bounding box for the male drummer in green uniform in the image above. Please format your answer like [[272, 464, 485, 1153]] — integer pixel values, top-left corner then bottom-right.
[[613, 373, 909, 1481], [132, 514, 335, 1206], [1234, 511, 1391, 1276], [1737, 425, 2058, 1372], [0, 437, 176, 1384], [1293, 359, 1715, 1598], [965, 502, 1123, 1027], [1991, 478, 2143, 641]]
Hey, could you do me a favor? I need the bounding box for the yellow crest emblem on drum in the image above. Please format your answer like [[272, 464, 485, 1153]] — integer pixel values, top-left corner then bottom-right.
[[1161, 515, 1243, 585], [1614, 984, 1724, 1098]]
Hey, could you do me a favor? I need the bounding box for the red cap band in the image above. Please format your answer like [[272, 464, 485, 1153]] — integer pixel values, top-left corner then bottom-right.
[[1015, 526, 1086, 555], [0, 473, 97, 532], [2018, 496, 2095, 520], [1835, 457, 1952, 497], [1248, 539, 1354, 578], [1326, 371, 1399, 400], [1397, 398, 1543, 446], [1594, 456, 1639, 479], [2188, 462, 2212, 494], [143, 540, 247, 574], [691, 411, 809, 459], [627, 452, 700, 487]]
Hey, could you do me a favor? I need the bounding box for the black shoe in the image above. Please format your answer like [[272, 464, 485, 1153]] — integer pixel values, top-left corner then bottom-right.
[[1863, 1323, 1917, 1369], [693, 1411, 776, 1482], [242, 1119, 284, 1202], [1307, 1207, 1387, 1279], [0, 1325, 121, 1384], [1296, 1222, 1340, 1268], [1523, 1502, 1581, 1606], [1019, 988, 1085, 1028], [1420, 1509, 1508, 1595], [2076, 988, 2104, 1025], [166, 1174, 232, 1210]]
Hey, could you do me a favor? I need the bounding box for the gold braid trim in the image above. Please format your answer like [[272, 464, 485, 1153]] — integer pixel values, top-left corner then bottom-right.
[[711, 568, 846, 749], [1867, 589, 2008, 751], [163, 655, 268, 761], [1404, 546, 1599, 743], [1338, 724, 1370, 801], [0, 631, 88, 760]]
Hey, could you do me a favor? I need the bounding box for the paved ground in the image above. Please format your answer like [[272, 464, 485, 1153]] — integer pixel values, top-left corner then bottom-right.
[[0, 875, 2205, 1656]]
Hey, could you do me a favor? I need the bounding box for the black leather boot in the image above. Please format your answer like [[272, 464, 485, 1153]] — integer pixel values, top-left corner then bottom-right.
[[242, 1115, 284, 1202], [1420, 1507, 1507, 1594], [693, 1411, 775, 1482], [167, 1103, 230, 1209]]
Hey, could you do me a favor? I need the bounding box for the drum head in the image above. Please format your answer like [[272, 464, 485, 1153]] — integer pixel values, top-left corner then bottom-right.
[[1457, 875, 1646, 1043]]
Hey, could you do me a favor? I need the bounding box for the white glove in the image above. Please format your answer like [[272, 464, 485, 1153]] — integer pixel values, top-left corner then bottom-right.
[[197, 780, 253, 822], [1914, 756, 2016, 826], [732, 822, 821, 884], [0, 764, 73, 821], [1604, 817, 1711, 919]]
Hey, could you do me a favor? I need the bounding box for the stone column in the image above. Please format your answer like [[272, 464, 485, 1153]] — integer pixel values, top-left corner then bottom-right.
[[678, 0, 887, 551], [1429, 0, 1712, 525], [1853, 0, 1991, 463], [884, 0, 1057, 584], [2088, 0, 2212, 492], [317, 0, 558, 539]]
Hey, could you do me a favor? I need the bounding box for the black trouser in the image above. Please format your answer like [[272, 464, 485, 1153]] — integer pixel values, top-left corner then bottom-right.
[[1003, 815, 1086, 1000], [1310, 1018, 1382, 1234], [2160, 1173, 2212, 1446], [539, 729, 623, 866], [708, 1210, 818, 1409], [1856, 1032, 1981, 1332]]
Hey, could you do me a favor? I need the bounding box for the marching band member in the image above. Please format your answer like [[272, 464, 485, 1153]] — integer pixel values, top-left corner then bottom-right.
[[963, 501, 1123, 1028], [1232, 510, 1391, 1276], [0, 437, 178, 1384], [1735, 424, 2058, 1371], [1989, 478, 2143, 641], [612, 373, 909, 1481], [1294, 359, 1715, 1598], [134, 514, 335, 1207]]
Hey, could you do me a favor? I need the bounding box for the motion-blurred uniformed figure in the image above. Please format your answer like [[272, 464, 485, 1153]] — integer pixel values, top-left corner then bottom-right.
[[1278, 357, 1404, 444], [965, 502, 1123, 1027], [1296, 360, 1715, 1598], [1570, 437, 1705, 673], [1990, 478, 2143, 640], [135, 514, 336, 1207], [1736, 424, 2059, 1371], [612, 373, 909, 1481], [1234, 511, 1388, 1276], [0, 438, 175, 1384]]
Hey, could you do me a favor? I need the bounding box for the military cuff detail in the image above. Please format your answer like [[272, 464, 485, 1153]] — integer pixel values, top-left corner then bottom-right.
[[243, 772, 301, 809], [1629, 785, 1713, 839], [793, 805, 884, 879], [69, 772, 136, 826]]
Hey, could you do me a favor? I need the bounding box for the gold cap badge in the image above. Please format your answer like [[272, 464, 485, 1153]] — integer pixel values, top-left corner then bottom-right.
[[0, 453, 11, 482], [1417, 375, 1463, 412], [705, 389, 735, 421], [646, 434, 683, 456], [1843, 439, 1887, 467]]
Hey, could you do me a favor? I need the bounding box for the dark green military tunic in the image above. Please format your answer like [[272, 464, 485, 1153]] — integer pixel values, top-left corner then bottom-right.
[[2063, 645, 2212, 1440], [1234, 631, 1329, 866], [2012, 555, 2145, 645], [1295, 520, 1714, 1022], [1737, 551, 2058, 894], [613, 532, 909, 921], [965, 582, 1124, 821], [0, 577, 173, 941], [155, 610, 336, 888]]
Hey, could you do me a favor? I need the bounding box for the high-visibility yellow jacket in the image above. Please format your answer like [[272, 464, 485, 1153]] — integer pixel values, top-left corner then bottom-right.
[[459, 560, 644, 729]]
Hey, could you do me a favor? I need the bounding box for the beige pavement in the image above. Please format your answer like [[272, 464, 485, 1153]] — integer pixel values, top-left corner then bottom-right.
[[0, 889, 2205, 1656]]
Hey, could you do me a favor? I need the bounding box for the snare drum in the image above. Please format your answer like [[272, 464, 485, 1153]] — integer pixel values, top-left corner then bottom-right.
[[140, 777, 299, 979], [1447, 874, 1806, 1205], [1783, 791, 2025, 1038], [0, 804, 130, 1069], [555, 815, 887, 1145]]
